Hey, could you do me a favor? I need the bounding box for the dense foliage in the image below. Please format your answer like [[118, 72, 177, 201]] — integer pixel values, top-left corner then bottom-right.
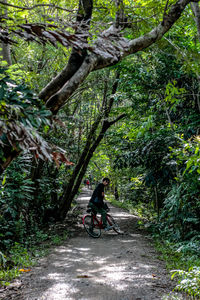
[[0, 0, 200, 297]]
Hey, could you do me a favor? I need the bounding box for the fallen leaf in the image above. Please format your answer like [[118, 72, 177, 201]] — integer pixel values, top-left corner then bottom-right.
[[76, 275, 91, 278]]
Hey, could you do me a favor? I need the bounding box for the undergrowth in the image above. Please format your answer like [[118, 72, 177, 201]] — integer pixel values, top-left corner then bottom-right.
[[106, 194, 155, 220], [107, 194, 200, 299], [154, 238, 200, 299], [0, 227, 69, 287]]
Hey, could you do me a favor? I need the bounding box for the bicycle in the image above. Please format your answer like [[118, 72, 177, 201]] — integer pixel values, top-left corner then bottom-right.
[[82, 207, 121, 238]]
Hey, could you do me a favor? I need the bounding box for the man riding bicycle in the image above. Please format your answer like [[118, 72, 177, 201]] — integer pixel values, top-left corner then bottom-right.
[[88, 177, 111, 231]]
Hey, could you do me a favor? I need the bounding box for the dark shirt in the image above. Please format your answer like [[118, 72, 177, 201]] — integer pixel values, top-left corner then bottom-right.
[[90, 183, 104, 208]]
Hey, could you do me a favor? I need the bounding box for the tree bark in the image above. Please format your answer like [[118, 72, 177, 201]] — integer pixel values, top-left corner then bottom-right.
[[39, 0, 93, 103], [191, 2, 200, 41], [1, 0, 12, 65], [1, 42, 12, 65]]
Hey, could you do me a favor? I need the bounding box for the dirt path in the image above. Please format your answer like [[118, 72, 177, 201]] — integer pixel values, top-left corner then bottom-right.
[[1, 188, 186, 300]]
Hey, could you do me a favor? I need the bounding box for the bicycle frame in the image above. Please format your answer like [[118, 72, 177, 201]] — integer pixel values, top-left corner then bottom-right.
[[82, 212, 103, 229], [82, 213, 116, 229], [82, 209, 121, 238]]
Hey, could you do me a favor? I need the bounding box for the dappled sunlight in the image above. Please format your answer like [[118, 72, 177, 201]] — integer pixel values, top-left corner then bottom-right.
[[109, 211, 137, 218], [74, 247, 91, 252], [78, 196, 91, 201], [44, 238, 160, 294], [120, 239, 137, 243], [19, 190, 178, 300], [45, 282, 79, 300]]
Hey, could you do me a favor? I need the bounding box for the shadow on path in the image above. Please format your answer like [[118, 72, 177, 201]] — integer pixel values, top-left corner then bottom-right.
[[1, 188, 187, 300]]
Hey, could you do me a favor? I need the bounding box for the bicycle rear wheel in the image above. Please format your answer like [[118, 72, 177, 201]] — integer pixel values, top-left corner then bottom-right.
[[106, 214, 121, 234], [83, 215, 101, 238]]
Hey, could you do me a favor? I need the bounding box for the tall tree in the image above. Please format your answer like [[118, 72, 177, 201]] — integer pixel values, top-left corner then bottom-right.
[[57, 71, 125, 219], [0, 0, 199, 171]]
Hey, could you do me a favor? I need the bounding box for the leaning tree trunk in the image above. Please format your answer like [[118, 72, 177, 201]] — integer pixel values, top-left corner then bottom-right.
[[39, 0, 93, 103], [57, 72, 122, 220], [57, 122, 110, 219], [57, 113, 125, 220]]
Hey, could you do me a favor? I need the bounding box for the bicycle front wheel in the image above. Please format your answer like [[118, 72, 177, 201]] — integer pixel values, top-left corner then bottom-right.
[[83, 215, 101, 238], [106, 214, 121, 234]]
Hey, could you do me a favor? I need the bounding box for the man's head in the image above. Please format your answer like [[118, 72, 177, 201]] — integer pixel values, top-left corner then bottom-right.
[[102, 177, 110, 186]]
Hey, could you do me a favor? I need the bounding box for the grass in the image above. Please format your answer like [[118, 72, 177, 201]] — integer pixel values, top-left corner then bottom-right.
[[106, 194, 156, 221], [0, 228, 69, 287]]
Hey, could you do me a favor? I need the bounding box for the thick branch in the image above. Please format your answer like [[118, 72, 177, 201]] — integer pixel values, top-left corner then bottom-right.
[[1, 0, 12, 65], [39, 0, 93, 102], [95, 0, 199, 69], [115, 0, 125, 29], [108, 113, 126, 127], [0, 1, 73, 12], [46, 53, 98, 114], [42, 0, 198, 114], [191, 2, 200, 42]]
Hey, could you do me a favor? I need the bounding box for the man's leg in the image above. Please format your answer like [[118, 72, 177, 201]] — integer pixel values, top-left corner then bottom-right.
[[89, 203, 107, 228], [98, 208, 107, 227], [88, 202, 97, 213]]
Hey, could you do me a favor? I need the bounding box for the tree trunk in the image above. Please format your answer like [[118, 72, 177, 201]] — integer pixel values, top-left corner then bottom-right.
[[1, 42, 12, 65], [57, 114, 125, 220], [57, 71, 123, 219], [191, 2, 200, 42], [0, 0, 198, 173], [114, 186, 119, 200], [1, 1, 12, 65], [190, 2, 200, 113], [154, 185, 160, 219]]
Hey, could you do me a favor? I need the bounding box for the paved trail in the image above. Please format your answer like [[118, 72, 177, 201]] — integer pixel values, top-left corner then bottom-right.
[[1, 188, 186, 300]]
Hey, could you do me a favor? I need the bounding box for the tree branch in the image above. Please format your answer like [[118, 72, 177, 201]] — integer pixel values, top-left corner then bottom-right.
[[46, 53, 98, 114], [42, 0, 199, 114], [0, 1, 74, 13], [190, 2, 200, 42], [95, 0, 199, 69], [163, 0, 170, 18], [39, 0, 93, 102], [108, 113, 126, 127]]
